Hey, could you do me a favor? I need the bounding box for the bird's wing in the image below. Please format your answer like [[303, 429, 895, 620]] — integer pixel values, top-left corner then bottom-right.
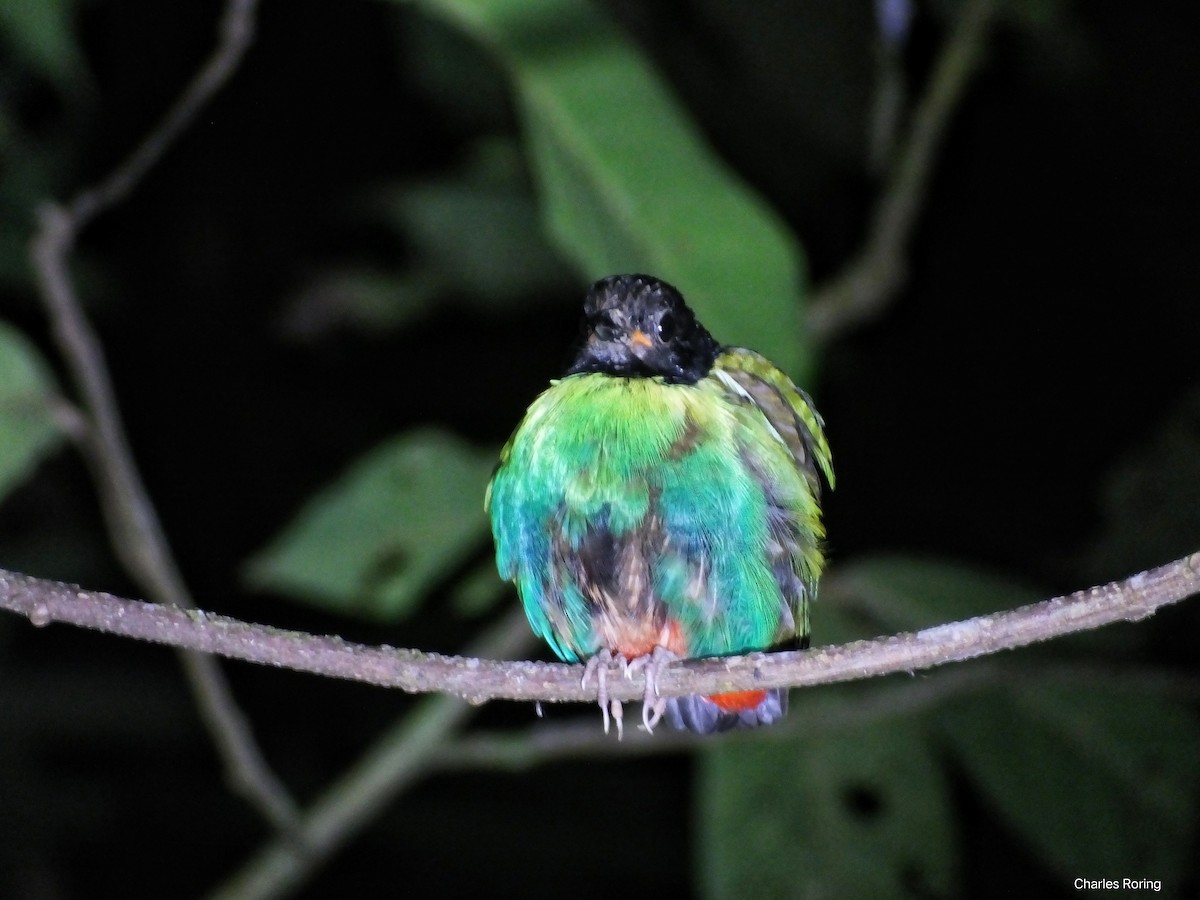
[[710, 347, 834, 496]]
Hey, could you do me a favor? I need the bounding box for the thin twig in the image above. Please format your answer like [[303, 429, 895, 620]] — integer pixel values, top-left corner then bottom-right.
[[26, 0, 297, 834], [3, 552, 1197, 704], [808, 0, 998, 341], [67, 0, 259, 229]]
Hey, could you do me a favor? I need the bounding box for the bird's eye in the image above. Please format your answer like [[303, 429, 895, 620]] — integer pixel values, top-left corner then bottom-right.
[[657, 312, 677, 342]]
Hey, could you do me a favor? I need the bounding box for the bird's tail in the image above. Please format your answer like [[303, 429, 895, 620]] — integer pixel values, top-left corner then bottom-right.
[[664, 688, 788, 734]]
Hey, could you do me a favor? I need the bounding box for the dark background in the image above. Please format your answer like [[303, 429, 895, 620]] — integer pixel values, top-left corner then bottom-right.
[[2, 1, 1198, 897]]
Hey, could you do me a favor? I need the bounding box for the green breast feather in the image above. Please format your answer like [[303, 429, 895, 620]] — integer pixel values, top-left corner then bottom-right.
[[486, 347, 832, 664]]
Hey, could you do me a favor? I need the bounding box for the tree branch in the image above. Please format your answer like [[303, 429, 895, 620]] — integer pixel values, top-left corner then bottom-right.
[[3, 552, 1197, 704], [26, 0, 297, 835], [434, 659, 1008, 769], [808, 0, 998, 341], [432, 659, 1200, 769], [6, 556, 1196, 900]]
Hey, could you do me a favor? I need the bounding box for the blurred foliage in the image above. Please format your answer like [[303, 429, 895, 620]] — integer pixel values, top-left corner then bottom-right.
[[828, 553, 1043, 629], [1081, 389, 1200, 583], [280, 138, 575, 338], [0, 322, 66, 502], [0, 0, 83, 292], [245, 429, 497, 621], [939, 684, 1200, 882], [0, 0, 1197, 898], [412, 0, 809, 377], [704, 555, 1200, 899], [701, 716, 958, 898], [0, 0, 88, 91]]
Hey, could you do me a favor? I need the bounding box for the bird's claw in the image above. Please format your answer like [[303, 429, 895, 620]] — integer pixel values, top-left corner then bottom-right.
[[582, 650, 629, 739], [583, 646, 678, 737], [625, 646, 677, 733]]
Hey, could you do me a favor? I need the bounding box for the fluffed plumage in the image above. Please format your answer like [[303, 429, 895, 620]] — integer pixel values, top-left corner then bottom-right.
[[486, 274, 833, 734]]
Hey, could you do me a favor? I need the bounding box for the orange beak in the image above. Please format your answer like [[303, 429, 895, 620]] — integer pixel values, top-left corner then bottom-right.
[[629, 329, 653, 349]]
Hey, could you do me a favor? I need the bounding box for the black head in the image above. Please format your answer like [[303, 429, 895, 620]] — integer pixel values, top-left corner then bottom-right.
[[565, 274, 720, 384]]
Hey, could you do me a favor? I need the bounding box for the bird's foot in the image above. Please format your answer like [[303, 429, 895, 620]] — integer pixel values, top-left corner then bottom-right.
[[581, 649, 629, 739], [624, 646, 678, 733]]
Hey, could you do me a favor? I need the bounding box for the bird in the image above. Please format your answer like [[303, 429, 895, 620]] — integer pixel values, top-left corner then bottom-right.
[[485, 274, 833, 736]]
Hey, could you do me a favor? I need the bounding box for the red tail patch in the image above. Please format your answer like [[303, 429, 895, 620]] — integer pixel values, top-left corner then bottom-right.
[[708, 690, 768, 713]]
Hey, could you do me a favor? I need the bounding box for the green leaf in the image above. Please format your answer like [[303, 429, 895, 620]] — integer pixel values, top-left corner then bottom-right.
[[414, 0, 810, 377], [939, 684, 1200, 882], [245, 429, 498, 621], [0, 322, 66, 503], [282, 140, 574, 338], [829, 555, 1137, 656], [831, 555, 1043, 633], [0, 119, 66, 291], [280, 267, 443, 339], [399, 8, 512, 131], [0, 0, 87, 90], [375, 164, 573, 301], [698, 719, 958, 900], [1081, 388, 1200, 581], [449, 559, 507, 616]]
